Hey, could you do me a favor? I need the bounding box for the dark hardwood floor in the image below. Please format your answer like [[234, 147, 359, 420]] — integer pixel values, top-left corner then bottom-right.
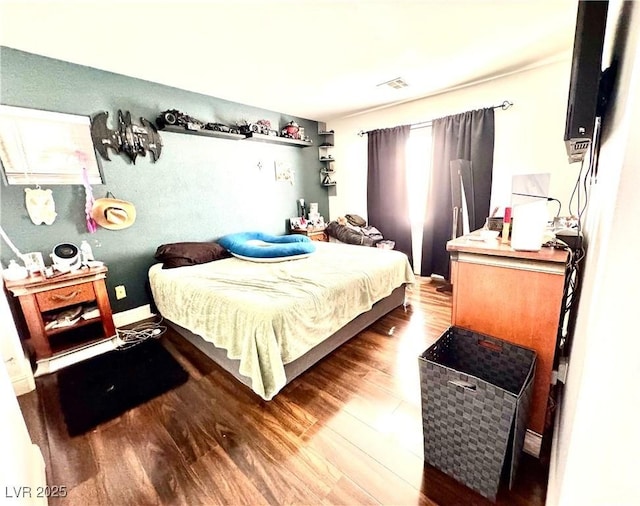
[[18, 277, 548, 505]]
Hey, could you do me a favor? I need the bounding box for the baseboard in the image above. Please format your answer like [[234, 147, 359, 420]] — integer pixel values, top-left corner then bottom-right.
[[523, 429, 542, 458], [113, 304, 155, 328], [12, 356, 35, 396]]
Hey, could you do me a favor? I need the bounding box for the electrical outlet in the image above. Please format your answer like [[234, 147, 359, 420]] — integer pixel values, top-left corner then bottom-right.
[[115, 285, 126, 300]]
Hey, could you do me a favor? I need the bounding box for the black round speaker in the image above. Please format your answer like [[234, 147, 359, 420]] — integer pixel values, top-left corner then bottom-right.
[[53, 243, 78, 260], [51, 243, 81, 271]]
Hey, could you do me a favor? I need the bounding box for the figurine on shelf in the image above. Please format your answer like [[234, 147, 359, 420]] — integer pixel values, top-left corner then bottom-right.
[[256, 119, 272, 135], [155, 109, 204, 131], [204, 122, 240, 134], [281, 121, 300, 139]]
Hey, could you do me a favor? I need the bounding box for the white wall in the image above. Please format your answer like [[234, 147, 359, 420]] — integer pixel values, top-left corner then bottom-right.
[[326, 59, 580, 222], [0, 349, 46, 505], [0, 272, 35, 396], [547, 2, 640, 505]]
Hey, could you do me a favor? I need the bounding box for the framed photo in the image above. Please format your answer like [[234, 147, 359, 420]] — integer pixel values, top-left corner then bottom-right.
[[22, 251, 45, 276], [0, 105, 104, 185], [274, 160, 294, 184], [308, 215, 325, 227], [290, 217, 305, 230]]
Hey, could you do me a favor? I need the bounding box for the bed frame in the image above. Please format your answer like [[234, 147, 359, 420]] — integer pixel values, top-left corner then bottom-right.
[[166, 284, 407, 394]]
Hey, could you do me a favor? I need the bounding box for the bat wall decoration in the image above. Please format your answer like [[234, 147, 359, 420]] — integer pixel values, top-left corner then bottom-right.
[[91, 110, 163, 164]]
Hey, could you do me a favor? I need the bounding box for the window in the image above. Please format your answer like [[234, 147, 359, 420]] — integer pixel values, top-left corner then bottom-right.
[[0, 105, 103, 185], [406, 126, 432, 273]]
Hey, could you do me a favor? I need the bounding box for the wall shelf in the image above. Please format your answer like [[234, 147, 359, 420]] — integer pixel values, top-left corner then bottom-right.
[[160, 124, 245, 140], [318, 122, 336, 188], [243, 132, 313, 147], [160, 124, 314, 147]]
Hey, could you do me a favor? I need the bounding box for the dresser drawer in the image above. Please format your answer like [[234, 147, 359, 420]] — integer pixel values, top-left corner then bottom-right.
[[309, 232, 328, 242], [36, 282, 96, 311]]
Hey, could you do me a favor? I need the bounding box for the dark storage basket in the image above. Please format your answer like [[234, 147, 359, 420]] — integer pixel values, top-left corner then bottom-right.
[[418, 326, 536, 502]]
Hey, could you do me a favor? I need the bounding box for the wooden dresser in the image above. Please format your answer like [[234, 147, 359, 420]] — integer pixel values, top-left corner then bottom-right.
[[5, 265, 116, 363], [447, 234, 568, 436], [290, 226, 329, 242]]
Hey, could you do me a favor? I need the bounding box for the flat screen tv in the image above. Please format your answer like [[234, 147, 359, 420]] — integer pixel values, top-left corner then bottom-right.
[[564, 0, 609, 163]]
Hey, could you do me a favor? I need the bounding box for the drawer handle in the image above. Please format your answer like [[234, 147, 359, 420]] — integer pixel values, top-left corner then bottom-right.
[[448, 379, 476, 392], [51, 290, 81, 302], [478, 339, 503, 353]]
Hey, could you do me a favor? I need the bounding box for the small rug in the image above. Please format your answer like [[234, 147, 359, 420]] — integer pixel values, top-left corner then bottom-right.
[[57, 339, 189, 436]]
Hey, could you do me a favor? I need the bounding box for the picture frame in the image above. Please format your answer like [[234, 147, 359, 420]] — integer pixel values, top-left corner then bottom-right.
[[22, 251, 46, 276], [274, 160, 294, 184], [308, 215, 325, 228], [290, 217, 305, 230], [0, 105, 104, 185]]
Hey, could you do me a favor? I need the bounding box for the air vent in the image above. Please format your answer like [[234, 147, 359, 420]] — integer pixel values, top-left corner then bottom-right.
[[377, 77, 409, 89]]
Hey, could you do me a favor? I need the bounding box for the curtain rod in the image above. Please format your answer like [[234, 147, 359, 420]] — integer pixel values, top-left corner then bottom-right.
[[356, 100, 513, 137]]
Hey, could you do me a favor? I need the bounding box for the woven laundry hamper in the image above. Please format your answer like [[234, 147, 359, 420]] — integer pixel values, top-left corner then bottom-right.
[[418, 326, 536, 501]]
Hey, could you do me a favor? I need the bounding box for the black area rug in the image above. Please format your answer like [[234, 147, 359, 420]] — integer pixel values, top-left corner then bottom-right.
[[57, 339, 189, 436]]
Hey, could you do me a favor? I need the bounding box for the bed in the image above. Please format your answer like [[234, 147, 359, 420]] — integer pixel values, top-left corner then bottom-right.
[[148, 240, 415, 400]]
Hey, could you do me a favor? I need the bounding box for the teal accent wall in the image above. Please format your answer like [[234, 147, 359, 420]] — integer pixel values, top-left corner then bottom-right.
[[0, 47, 328, 313]]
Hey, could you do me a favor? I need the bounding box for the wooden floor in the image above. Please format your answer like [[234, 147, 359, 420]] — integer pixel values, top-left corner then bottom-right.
[[18, 277, 549, 506]]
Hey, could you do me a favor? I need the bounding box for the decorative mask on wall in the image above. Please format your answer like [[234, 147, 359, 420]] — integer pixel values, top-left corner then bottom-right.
[[25, 187, 57, 225], [91, 110, 163, 164]]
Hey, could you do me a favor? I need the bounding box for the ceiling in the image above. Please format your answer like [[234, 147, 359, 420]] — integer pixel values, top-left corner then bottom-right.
[[0, 1, 578, 122]]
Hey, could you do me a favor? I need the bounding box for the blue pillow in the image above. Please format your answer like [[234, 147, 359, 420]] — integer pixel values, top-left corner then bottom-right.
[[218, 231, 316, 260]]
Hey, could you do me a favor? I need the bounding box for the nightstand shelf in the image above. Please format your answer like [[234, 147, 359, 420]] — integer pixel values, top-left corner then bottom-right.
[[45, 316, 101, 337], [5, 265, 116, 363], [48, 321, 106, 356]]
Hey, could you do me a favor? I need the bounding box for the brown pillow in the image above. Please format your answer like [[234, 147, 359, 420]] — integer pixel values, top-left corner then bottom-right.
[[155, 242, 231, 269]]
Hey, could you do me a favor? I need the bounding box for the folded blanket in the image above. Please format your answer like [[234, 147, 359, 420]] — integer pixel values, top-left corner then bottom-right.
[[326, 221, 384, 246]]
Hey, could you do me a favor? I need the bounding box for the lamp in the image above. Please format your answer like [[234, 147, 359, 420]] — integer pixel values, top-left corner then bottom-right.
[[297, 198, 306, 218], [0, 225, 26, 260], [0, 226, 29, 279]]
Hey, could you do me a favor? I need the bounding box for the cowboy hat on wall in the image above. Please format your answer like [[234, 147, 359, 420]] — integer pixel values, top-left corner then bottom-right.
[[91, 195, 136, 230]]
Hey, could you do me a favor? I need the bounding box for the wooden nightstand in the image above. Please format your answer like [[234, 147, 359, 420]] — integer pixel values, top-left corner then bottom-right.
[[290, 226, 329, 242], [5, 265, 116, 362]]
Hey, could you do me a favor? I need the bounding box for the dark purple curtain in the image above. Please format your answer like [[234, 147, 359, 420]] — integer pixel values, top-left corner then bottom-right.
[[421, 108, 495, 279], [367, 125, 413, 265]]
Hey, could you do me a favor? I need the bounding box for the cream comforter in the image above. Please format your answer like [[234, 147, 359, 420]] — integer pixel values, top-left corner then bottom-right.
[[148, 241, 415, 399]]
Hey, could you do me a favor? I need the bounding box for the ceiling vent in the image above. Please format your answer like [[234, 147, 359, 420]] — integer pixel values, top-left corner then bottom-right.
[[377, 77, 409, 89]]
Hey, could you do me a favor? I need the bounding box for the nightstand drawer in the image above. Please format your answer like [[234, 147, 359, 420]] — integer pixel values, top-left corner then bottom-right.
[[291, 227, 329, 242], [36, 282, 95, 311], [309, 232, 328, 242]]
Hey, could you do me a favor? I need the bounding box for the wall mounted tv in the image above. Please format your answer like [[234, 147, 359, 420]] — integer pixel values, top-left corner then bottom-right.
[[564, 0, 609, 163]]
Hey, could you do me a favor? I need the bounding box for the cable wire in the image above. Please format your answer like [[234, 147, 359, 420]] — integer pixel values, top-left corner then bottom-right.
[[116, 317, 167, 350]]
